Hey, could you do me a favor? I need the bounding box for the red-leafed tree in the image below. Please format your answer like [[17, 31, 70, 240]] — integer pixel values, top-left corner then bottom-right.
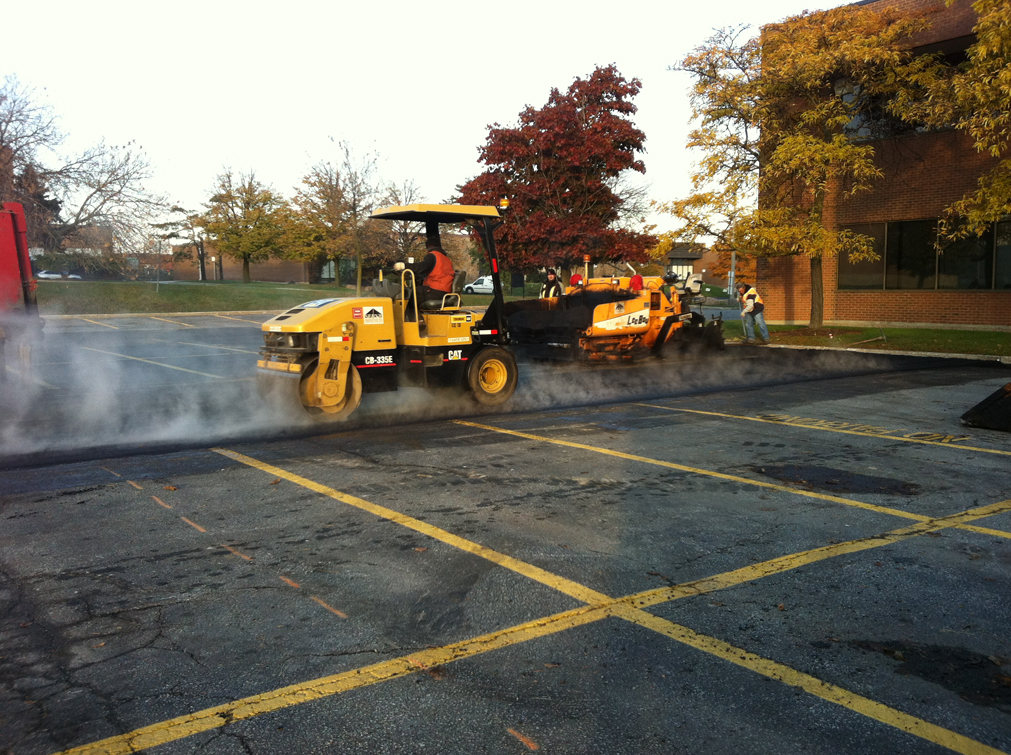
[[458, 64, 655, 275]]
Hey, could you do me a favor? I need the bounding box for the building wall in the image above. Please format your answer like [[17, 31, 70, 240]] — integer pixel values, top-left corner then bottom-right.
[[173, 251, 310, 283], [758, 100, 1011, 329]]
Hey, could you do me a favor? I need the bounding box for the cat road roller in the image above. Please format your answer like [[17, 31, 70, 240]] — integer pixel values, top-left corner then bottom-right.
[[256, 203, 517, 421]]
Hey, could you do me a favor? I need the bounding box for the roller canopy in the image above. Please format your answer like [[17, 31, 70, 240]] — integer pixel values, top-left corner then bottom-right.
[[370, 204, 501, 223]]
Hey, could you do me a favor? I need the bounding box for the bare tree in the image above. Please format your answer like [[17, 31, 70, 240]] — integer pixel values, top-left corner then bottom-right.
[[380, 178, 426, 261], [0, 75, 164, 255]]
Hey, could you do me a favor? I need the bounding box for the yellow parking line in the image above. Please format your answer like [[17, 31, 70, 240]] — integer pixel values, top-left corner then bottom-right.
[[81, 318, 118, 329], [636, 404, 1011, 458], [454, 420, 1011, 542], [211, 448, 609, 606], [52, 603, 610, 755], [52, 488, 1011, 755], [80, 347, 223, 379], [620, 498, 1011, 611], [148, 316, 195, 327], [613, 606, 1006, 755]]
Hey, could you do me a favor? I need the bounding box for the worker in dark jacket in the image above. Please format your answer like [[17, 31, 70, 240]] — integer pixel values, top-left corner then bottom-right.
[[539, 269, 563, 299], [394, 239, 455, 306]]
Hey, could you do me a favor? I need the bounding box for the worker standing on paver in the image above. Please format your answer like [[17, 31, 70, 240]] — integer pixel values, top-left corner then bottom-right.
[[737, 281, 770, 345]]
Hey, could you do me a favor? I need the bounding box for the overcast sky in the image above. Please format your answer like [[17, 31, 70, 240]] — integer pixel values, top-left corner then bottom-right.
[[4, 0, 844, 232]]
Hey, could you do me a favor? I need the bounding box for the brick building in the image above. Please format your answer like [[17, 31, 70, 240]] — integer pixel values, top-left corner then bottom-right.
[[758, 0, 1011, 329]]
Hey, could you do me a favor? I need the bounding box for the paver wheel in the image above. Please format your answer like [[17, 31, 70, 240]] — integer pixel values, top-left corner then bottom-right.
[[467, 346, 518, 406]]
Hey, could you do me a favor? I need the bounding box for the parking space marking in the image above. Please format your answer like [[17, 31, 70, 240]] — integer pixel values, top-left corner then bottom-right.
[[220, 544, 252, 560], [636, 404, 1011, 458], [180, 517, 206, 533], [212, 448, 612, 606], [613, 605, 1006, 755], [619, 497, 1011, 611], [213, 313, 268, 324], [52, 603, 611, 755], [454, 420, 1011, 541], [52, 485, 1011, 755], [152, 496, 172, 509], [148, 316, 195, 328], [311, 596, 348, 618], [3, 364, 59, 389], [507, 728, 540, 750], [127, 481, 142, 490], [80, 318, 118, 329], [80, 346, 224, 379], [176, 340, 260, 355]]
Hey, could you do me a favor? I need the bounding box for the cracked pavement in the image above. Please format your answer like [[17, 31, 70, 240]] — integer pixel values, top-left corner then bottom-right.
[[2, 328, 1011, 753]]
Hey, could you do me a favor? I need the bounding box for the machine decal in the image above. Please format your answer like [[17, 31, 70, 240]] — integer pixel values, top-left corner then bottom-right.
[[352, 307, 363, 319], [269, 326, 281, 332], [363, 306, 385, 325], [326, 336, 351, 342], [446, 350, 464, 361], [361, 354, 395, 366], [596, 311, 650, 331], [447, 336, 469, 343], [451, 315, 469, 324]]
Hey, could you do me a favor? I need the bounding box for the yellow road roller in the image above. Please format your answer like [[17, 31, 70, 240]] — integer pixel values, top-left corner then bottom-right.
[[256, 203, 517, 420]]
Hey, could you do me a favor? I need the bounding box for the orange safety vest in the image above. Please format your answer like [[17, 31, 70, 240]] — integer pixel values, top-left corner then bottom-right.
[[425, 250, 455, 293]]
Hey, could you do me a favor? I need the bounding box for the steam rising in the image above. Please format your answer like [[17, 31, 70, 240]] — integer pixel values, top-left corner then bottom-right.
[[0, 321, 904, 467]]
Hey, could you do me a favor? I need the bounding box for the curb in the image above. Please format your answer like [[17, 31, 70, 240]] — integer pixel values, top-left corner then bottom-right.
[[732, 341, 1011, 364]]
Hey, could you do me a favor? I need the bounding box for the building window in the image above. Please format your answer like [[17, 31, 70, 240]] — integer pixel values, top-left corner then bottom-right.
[[938, 227, 994, 289], [838, 223, 885, 289], [997, 221, 1011, 290], [839, 220, 1008, 290], [886, 220, 937, 289]]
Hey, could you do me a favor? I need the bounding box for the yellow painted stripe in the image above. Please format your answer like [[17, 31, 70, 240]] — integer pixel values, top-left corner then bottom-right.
[[212, 448, 610, 606], [54, 456, 1011, 755], [612, 605, 1007, 755], [621, 498, 1011, 611], [453, 420, 1011, 542], [149, 316, 195, 327], [81, 318, 118, 329], [636, 404, 1011, 458], [80, 347, 223, 379], [51, 603, 611, 755]]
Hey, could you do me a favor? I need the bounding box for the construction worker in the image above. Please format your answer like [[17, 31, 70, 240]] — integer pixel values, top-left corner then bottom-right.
[[540, 269, 563, 298], [394, 236, 455, 307], [737, 281, 770, 345]]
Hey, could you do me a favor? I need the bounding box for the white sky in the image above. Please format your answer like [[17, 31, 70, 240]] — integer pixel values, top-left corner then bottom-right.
[[4, 0, 843, 233]]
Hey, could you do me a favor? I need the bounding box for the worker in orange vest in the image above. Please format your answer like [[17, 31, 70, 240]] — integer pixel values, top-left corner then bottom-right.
[[394, 239, 455, 307]]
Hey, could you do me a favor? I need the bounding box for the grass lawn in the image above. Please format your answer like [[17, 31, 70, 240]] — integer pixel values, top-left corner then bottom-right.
[[722, 320, 1009, 357], [36, 280, 531, 315]]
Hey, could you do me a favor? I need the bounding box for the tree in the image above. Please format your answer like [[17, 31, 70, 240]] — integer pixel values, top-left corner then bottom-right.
[[916, 0, 1011, 237], [333, 143, 385, 295], [153, 206, 207, 281], [0, 75, 163, 253], [380, 179, 426, 261], [201, 171, 286, 283], [659, 8, 936, 327], [458, 64, 655, 276], [284, 161, 350, 285]]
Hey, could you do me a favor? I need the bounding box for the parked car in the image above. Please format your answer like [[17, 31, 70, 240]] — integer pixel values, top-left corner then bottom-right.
[[36, 270, 82, 280], [463, 275, 494, 294]]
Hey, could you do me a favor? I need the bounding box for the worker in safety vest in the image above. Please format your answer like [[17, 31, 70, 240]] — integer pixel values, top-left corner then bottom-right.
[[393, 238, 455, 307], [736, 282, 770, 345]]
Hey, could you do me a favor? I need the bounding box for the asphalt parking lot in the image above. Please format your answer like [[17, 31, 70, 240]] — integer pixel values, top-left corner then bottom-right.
[[1, 314, 1010, 754]]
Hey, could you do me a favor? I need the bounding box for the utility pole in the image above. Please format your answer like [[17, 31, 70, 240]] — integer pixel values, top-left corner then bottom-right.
[[727, 248, 736, 300], [156, 238, 162, 294]]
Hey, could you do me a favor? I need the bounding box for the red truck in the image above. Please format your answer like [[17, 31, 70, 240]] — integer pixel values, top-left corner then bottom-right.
[[0, 202, 43, 385]]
